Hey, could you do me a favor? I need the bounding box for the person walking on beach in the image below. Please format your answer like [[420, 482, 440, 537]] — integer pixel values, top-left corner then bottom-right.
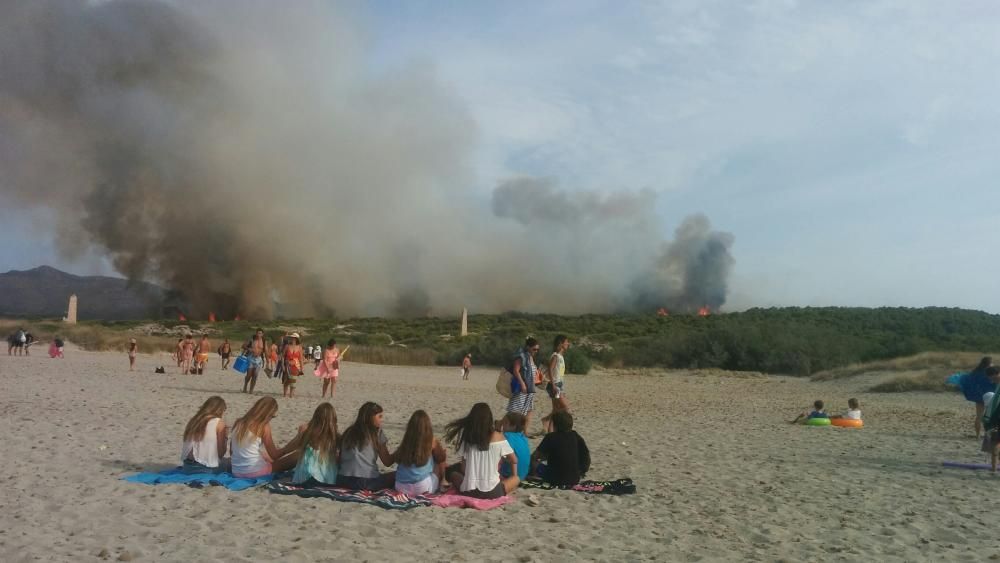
[[174, 338, 184, 368], [541, 335, 571, 433], [462, 353, 472, 380], [960, 357, 995, 439], [243, 329, 266, 394], [507, 337, 541, 433], [195, 335, 211, 374], [219, 339, 232, 370], [314, 339, 341, 399], [180, 335, 195, 375], [281, 333, 304, 398], [127, 338, 138, 371]]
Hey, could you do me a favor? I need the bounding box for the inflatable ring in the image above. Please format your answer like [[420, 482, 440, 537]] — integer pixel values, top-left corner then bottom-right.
[[805, 417, 832, 426], [831, 418, 863, 428]]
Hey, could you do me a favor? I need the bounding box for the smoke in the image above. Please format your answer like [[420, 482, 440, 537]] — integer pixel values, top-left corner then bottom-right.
[[0, 0, 735, 318], [628, 215, 736, 312]]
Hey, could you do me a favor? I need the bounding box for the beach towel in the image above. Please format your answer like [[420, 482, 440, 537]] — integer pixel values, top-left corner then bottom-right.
[[123, 467, 276, 491], [519, 478, 636, 495], [430, 491, 513, 510], [267, 482, 433, 510]]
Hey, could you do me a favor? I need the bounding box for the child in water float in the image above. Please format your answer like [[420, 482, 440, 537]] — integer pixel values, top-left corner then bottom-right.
[[790, 400, 828, 424], [829, 398, 861, 421]]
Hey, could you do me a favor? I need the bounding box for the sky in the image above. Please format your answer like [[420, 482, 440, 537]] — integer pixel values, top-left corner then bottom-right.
[[2, 0, 999, 312]]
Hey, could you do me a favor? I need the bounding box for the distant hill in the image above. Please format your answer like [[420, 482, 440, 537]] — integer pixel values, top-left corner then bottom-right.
[[0, 266, 166, 320]]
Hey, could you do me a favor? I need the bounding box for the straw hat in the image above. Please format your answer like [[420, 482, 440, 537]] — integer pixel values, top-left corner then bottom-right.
[[290, 332, 300, 339]]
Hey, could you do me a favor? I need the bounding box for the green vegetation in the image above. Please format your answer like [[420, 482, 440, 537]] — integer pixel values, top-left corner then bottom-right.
[[5, 307, 1000, 377]]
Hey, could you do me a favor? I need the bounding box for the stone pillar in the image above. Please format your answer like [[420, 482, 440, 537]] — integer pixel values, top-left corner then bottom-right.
[[66, 294, 78, 324], [460, 307, 468, 337]]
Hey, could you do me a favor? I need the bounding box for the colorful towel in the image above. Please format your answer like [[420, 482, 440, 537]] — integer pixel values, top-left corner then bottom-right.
[[431, 491, 513, 510], [267, 482, 433, 510], [123, 467, 276, 491], [519, 478, 636, 495]]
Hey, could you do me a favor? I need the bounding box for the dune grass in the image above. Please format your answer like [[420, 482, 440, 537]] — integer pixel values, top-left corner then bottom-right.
[[868, 371, 955, 393], [810, 351, 991, 382]]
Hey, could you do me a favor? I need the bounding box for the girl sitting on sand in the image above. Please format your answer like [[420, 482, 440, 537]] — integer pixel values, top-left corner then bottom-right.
[[335, 402, 395, 490], [231, 397, 299, 478], [393, 410, 448, 496], [181, 396, 229, 472], [443, 403, 520, 499], [314, 339, 340, 399], [291, 402, 340, 486]]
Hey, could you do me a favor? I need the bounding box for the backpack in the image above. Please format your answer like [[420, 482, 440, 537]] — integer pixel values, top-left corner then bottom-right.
[[496, 368, 513, 398]]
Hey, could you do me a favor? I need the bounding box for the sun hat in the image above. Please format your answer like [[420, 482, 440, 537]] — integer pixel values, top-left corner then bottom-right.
[[290, 332, 300, 339]]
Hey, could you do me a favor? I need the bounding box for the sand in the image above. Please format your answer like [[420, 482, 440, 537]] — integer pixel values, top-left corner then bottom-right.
[[0, 346, 994, 562]]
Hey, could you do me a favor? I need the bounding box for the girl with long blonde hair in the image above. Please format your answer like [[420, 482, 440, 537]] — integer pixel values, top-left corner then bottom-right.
[[393, 410, 447, 496], [231, 397, 298, 478], [291, 402, 340, 485], [181, 396, 229, 471]]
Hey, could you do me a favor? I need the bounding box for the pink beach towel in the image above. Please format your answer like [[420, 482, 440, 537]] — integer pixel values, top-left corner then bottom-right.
[[431, 491, 513, 510]]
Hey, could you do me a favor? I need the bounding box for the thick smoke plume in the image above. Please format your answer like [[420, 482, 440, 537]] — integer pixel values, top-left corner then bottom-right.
[[0, 0, 735, 318]]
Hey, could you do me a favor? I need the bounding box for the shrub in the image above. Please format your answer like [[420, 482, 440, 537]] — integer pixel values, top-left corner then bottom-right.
[[564, 347, 591, 375]]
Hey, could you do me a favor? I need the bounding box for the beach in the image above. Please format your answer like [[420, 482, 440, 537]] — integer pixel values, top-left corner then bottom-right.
[[0, 347, 993, 562]]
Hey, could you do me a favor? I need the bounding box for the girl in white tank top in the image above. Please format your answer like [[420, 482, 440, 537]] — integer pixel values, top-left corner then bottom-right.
[[181, 397, 229, 470]]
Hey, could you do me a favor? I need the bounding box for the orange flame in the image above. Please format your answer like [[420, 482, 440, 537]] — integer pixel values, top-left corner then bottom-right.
[[697, 306, 711, 317], [178, 313, 187, 321], [656, 308, 669, 317], [208, 312, 216, 323]]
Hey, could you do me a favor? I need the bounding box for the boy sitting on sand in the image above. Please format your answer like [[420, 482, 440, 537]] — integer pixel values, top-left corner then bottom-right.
[[830, 398, 861, 420], [790, 400, 828, 424], [530, 411, 590, 487]]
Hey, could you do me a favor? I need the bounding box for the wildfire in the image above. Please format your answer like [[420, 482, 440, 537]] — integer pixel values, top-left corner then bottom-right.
[[208, 312, 216, 322], [178, 313, 187, 321], [697, 306, 711, 317], [656, 308, 669, 317]]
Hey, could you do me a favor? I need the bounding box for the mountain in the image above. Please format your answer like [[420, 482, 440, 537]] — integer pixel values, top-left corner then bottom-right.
[[0, 266, 166, 320]]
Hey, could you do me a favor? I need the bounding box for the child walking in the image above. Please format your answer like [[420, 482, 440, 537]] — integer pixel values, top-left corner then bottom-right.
[[314, 339, 341, 399], [291, 402, 340, 486], [393, 410, 448, 496], [127, 338, 138, 371]]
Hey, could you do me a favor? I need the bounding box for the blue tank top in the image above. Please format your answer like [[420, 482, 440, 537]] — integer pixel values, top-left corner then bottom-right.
[[396, 457, 434, 484]]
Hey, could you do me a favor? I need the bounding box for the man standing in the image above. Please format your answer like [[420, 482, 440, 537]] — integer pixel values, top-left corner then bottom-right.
[[195, 335, 211, 374], [507, 337, 540, 432], [180, 334, 195, 374], [243, 329, 265, 394], [462, 353, 472, 380], [219, 339, 232, 370]]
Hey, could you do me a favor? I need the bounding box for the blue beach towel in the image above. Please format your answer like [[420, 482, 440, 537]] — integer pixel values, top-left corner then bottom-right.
[[123, 467, 276, 491]]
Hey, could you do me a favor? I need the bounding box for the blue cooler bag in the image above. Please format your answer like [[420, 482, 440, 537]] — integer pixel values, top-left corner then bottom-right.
[[233, 354, 249, 374]]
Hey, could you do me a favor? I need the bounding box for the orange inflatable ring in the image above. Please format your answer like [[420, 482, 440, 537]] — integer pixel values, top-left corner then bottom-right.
[[831, 418, 863, 428]]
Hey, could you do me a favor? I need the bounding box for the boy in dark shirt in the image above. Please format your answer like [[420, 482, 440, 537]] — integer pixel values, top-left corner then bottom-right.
[[530, 411, 590, 487]]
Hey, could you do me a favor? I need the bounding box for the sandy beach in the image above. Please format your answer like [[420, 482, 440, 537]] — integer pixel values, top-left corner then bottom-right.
[[0, 346, 994, 562]]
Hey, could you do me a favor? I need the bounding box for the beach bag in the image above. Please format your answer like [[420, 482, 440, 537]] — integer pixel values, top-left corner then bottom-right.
[[233, 354, 249, 374], [496, 369, 514, 398]]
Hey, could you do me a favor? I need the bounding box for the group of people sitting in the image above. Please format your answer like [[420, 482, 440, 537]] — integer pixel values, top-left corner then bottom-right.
[[790, 398, 862, 424], [181, 396, 591, 498]]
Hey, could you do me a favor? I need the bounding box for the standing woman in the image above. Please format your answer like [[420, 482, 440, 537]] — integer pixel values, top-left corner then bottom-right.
[[127, 338, 138, 371], [960, 357, 994, 439], [542, 335, 571, 433], [282, 333, 304, 398], [314, 339, 341, 399]]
